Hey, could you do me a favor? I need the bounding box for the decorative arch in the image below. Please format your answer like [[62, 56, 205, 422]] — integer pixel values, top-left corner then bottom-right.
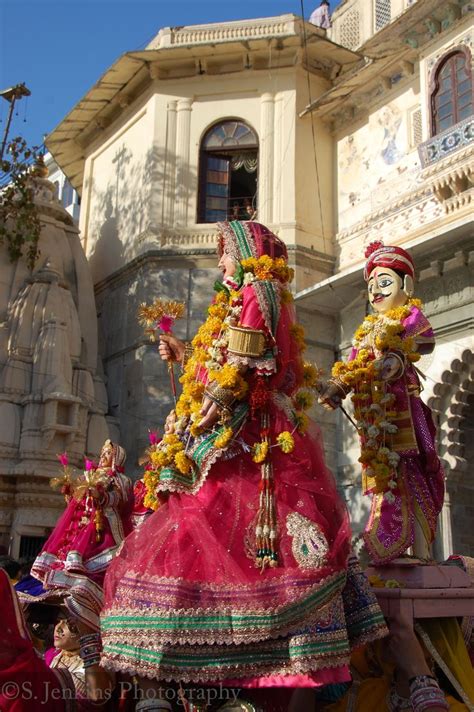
[[426, 347, 474, 558], [429, 46, 473, 136], [197, 119, 259, 224]]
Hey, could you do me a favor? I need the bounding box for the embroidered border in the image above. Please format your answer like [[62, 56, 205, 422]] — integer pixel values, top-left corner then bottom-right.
[[101, 601, 351, 683], [101, 570, 347, 646], [251, 281, 281, 337], [155, 402, 249, 495]]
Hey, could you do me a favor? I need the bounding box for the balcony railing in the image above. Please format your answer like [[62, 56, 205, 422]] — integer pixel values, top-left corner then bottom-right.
[[418, 116, 474, 168]]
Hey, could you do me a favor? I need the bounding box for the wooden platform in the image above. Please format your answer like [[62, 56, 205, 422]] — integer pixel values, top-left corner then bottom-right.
[[367, 562, 474, 622]]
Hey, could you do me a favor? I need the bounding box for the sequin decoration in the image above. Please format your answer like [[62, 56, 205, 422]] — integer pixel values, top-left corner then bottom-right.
[[286, 512, 329, 570]]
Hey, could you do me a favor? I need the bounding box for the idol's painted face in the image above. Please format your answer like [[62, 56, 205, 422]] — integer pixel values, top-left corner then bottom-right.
[[218, 251, 237, 279], [367, 266, 407, 314], [98, 443, 113, 468]]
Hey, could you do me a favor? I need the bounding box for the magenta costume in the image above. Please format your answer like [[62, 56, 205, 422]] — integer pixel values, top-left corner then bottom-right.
[[100, 221, 386, 686]]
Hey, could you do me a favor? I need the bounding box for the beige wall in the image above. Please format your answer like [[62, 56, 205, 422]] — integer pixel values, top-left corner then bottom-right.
[[336, 80, 421, 233], [80, 98, 156, 284], [78, 64, 341, 285], [295, 70, 335, 255]]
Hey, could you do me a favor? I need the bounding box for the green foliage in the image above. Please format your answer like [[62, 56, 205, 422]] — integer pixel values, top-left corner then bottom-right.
[[0, 136, 42, 270]]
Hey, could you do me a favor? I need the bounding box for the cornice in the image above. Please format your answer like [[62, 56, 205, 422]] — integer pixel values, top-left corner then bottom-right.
[[302, 0, 468, 122]]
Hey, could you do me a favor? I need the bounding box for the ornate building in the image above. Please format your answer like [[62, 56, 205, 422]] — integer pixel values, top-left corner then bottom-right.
[[45, 14, 361, 475], [298, 0, 473, 557], [2, 1, 472, 557]]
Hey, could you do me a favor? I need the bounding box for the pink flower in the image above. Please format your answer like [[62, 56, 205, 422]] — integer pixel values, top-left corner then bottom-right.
[[148, 430, 159, 445], [84, 459, 97, 471], [57, 452, 69, 467], [158, 315, 174, 334]]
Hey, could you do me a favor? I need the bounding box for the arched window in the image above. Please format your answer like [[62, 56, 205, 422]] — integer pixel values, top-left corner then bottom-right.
[[431, 49, 473, 136], [197, 120, 258, 223]]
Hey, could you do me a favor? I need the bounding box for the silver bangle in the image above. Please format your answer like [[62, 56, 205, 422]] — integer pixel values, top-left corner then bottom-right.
[[136, 701, 172, 712]]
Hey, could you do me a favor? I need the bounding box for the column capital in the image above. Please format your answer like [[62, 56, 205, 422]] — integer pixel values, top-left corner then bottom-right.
[[177, 97, 193, 111]]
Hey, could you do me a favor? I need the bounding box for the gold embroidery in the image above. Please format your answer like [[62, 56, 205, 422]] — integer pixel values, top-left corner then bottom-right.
[[286, 512, 329, 570]]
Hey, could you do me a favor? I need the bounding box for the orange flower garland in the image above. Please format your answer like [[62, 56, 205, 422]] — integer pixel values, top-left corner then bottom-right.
[[331, 299, 422, 498]]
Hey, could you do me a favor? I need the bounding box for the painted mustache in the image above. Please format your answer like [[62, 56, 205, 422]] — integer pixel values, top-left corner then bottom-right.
[[371, 291, 392, 303]]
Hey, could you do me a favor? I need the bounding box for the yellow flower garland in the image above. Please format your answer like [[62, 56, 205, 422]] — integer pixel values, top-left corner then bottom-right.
[[143, 288, 239, 510], [143, 260, 316, 509], [276, 431, 295, 454], [241, 255, 294, 284], [331, 299, 422, 497]]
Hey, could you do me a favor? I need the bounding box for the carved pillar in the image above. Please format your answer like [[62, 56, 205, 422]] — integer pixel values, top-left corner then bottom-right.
[[164, 100, 178, 227], [175, 98, 193, 227], [259, 92, 275, 225]]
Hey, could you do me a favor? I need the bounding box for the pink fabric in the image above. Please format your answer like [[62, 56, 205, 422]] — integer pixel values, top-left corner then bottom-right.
[[131, 479, 153, 528], [105, 413, 351, 598], [44, 647, 60, 666], [251, 221, 288, 260], [223, 668, 351, 688], [240, 284, 303, 393], [103, 274, 353, 686], [0, 570, 67, 712]]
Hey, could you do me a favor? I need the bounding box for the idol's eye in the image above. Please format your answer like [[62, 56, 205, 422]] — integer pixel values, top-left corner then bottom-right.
[[378, 278, 393, 289], [368, 282, 374, 294]]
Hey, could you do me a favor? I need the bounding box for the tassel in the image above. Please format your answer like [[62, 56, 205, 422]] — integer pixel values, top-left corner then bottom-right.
[[255, 412, 279, 570]]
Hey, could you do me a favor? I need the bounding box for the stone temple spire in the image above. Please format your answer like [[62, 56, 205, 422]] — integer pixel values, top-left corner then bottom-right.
[[0, 172, 111, 557]]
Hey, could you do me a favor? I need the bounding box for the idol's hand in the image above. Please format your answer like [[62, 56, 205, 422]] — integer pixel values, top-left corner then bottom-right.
[[318, 382, 343, 410], [199, 396, 220, 430], [158, 334, 185, 362]]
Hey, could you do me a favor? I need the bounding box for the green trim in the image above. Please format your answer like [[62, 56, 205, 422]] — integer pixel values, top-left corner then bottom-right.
[[264, 280, 280, 334], [230, 221, 253, 259], [191, 401, 248, 469], [157, 403, 248, 491], [103, 635, 350, 668], [101, 571, 346, 637]]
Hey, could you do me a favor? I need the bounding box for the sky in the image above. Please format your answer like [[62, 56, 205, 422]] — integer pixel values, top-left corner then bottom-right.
[[0, 0, 339, 150]]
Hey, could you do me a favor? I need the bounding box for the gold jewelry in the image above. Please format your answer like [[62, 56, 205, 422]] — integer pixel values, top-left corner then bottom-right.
[[204, 381, 236, 414], [181, 342, 193, 371], [227, 326, 266, 358]]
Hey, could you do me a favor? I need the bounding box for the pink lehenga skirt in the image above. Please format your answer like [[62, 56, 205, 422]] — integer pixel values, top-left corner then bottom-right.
[[100, 413, 386, 685]]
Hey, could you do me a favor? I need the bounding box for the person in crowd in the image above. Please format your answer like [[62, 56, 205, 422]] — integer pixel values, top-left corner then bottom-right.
[[0, 568, 115, 711], [0, 555, 21, 583], [309, 0, 332, 29]]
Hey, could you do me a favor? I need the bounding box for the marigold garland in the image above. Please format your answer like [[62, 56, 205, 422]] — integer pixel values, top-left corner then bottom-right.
[[141, 256, 312, 510], [252, 441, 269, 463], [331, 299, 423, 499], [276, 431, 295, 454], [241, 255, 294, 284]]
